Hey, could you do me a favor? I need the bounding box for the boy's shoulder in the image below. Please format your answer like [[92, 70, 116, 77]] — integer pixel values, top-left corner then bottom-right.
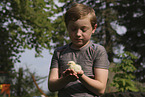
[[55, 44, 69, 52], [91, 42, 105, 51], [54, 42, 105, 53]]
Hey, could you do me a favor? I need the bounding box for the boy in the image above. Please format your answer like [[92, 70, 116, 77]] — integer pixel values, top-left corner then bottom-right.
[[48, 3, 109, 97]]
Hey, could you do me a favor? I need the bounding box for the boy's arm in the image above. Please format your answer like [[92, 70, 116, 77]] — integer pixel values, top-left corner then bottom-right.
[[79, 68, 108, 96], [48, 68, 78, 92]]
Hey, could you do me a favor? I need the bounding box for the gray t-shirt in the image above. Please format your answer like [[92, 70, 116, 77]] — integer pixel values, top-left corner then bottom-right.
[[50, 41, 109, 97]]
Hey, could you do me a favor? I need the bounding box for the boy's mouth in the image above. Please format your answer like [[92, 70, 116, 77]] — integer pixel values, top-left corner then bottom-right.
[[75, 39, 82, 41]]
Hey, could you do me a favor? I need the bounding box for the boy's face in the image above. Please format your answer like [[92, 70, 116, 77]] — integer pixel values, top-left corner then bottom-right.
[[67, 16, 96, 49]]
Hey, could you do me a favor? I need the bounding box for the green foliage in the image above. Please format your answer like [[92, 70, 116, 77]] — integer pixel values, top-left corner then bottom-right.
[[47, 92, 58, 97], [134, 81, 145, 92], [10, 67, 47, 97], [1, 0, 145, 95], [0, 0, 56, 71], [87, 0, 118, 62], [49, 1, 70, 49], [110, 51, 139, 92], [52, 0, 119, 62], [115, 0, 145, 82], [52, 0, 145, 82]]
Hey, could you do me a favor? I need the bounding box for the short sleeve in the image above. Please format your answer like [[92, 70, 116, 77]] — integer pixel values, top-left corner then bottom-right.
[[93, 45, 110, 69], [50, 50, 59, 69]]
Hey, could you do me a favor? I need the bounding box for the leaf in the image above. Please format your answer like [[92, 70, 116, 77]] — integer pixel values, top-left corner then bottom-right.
[[111, 51, 138, 92]]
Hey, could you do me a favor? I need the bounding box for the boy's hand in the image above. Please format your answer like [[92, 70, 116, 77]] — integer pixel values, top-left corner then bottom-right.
[[77, 70, 84, 78], [62, 69, 79, 82]]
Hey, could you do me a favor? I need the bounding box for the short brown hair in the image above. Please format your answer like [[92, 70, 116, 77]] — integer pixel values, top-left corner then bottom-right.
[[64, 3, 97, 28]]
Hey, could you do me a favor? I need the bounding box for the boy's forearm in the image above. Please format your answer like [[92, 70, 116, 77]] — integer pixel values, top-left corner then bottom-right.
[[48, 76, 70, 92], [48, 68, 71, 92], [79, 74, 106, 96], [48, 68, 79, 92]]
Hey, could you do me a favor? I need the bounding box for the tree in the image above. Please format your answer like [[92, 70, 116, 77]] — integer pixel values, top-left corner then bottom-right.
[[110, 51, 138, 92], [1, 0, 144, 94], [114, 0, 145, 82], [50, 0, 70, 49], [0, 0, 56, 96], [10, 67, 47, 97], [0, 0, 55, 72], [52, 0, 145, 83], [50, 0, 145, 92], [86, 0, 119, 62]]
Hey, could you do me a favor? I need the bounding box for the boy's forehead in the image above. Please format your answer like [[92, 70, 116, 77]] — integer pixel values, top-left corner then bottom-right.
[[67, 17, 92, 28], [68, 14, 91, 24]]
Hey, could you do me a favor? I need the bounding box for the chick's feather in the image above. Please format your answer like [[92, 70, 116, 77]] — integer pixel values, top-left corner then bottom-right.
[[67, 61, 82, 72]]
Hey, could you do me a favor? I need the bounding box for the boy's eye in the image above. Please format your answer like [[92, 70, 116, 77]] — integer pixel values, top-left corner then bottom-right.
[[81, 29, 87, 32], [81, 27, 88, 32]]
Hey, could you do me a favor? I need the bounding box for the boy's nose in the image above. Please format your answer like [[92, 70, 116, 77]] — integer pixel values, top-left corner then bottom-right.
[[76, 29, 82, 36]]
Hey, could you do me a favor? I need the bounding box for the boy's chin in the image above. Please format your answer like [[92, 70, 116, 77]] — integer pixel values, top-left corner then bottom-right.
[[72, 43, 85, 48]]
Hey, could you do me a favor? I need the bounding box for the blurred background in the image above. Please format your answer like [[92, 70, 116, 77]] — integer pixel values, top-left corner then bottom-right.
[[0, 0, 145, 97]]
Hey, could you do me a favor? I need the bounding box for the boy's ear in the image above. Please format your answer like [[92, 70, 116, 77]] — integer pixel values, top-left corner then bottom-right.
[[92, 24, 97, 33], [94, 24, 97, 29]]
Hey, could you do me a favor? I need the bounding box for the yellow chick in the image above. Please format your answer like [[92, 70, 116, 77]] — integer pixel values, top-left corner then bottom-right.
[[67, 61, 82, 72]]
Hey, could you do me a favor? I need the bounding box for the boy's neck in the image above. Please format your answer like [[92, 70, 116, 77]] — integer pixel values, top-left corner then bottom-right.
[[70, 41, 90, 50]]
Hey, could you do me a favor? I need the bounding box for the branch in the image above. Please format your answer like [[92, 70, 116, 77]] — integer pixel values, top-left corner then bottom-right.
[[31, 74, 48, 97]]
